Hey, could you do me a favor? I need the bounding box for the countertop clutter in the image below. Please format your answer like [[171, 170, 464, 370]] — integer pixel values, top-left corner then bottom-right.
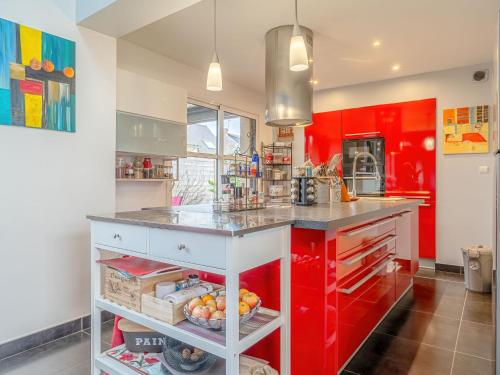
[[87, 199, 421, 236], [116, 155, 175, 180]]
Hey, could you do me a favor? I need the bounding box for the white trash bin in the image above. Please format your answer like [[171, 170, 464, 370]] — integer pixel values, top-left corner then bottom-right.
[[461, 245, 493, 293]]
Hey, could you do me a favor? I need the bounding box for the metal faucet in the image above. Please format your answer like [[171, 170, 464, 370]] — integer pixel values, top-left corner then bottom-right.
[[352, 151, 381, 198]]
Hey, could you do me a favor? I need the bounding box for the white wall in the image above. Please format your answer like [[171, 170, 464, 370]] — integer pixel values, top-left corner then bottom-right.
[[0, 0, 116, 343], [117, 39, 271, 146], [304, 64, 494, 266]]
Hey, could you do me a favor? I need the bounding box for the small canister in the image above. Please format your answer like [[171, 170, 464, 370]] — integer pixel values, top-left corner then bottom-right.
[[188, 274, 200, 287]]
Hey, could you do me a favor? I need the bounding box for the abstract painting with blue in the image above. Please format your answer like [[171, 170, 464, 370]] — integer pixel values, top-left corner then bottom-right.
[[0, 17, 75, 132]]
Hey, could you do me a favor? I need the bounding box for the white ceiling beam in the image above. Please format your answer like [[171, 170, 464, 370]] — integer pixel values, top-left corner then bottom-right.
[[76, 0, 203, 38]]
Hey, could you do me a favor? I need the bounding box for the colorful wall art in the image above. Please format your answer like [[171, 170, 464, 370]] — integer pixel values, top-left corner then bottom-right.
[[442, 105, 489, 154], [0, 18, 75, 132]]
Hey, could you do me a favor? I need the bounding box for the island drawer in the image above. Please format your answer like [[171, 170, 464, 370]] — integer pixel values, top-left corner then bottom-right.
[[337, 253, 396, 367], [337, 234, 396, 281], [92, 222, 148, 254], [149, 228, 226, 269], [337, 216, 396, 254]]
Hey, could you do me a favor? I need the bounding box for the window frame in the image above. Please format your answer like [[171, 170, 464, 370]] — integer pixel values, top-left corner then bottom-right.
[[185, 98, 259, 201]]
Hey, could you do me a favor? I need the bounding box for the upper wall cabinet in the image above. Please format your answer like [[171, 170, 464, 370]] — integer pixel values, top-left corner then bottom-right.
[[117, 69, 187, 123], [117, 112, 187, 157]]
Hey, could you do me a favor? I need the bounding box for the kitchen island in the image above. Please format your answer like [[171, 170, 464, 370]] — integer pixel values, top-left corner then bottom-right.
[[88, 199, 420, 374]]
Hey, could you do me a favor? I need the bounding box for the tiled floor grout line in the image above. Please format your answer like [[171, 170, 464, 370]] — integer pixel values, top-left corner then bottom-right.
[[449, 289, 468, 375], [460, 318, 495, 327], [454, 350, 496, 362], [414, 275, 465, 284], [376, 331, 456, 353], [391, 306, 463, 321]]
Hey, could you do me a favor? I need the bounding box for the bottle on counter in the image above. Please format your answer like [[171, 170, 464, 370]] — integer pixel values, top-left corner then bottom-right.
[[143, 157, 153, 179], [125, 162, 134, 179]]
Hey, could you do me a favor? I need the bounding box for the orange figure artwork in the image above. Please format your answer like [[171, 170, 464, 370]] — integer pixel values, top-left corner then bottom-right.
[[443, 105, 489, 154]]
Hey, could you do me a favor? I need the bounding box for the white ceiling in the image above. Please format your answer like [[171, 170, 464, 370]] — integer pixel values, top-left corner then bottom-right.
[[122, 0, 500, 93]]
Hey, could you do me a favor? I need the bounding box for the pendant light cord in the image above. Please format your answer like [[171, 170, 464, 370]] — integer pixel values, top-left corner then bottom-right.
[[214, 0, 217, 54], [294, 0, 298, 25]]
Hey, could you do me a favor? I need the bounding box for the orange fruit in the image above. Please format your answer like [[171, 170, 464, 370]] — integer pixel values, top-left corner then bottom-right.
[[239, 301, 250, 315], [201, 294, 214, 303], [239, 288, 250, 299]]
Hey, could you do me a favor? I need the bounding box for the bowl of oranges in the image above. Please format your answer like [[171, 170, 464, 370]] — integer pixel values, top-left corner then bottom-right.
[[183, 289, 261, 330]]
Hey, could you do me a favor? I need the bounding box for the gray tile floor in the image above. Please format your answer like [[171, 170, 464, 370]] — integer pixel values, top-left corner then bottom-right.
[[0, 271, 494, 375], [0, 321, 113, 375], [344, 269, 496, 374]]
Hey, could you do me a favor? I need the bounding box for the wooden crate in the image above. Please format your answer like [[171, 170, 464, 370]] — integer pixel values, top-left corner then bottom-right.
[[141, 283, 224, 325], [102, 266, 183, 312]]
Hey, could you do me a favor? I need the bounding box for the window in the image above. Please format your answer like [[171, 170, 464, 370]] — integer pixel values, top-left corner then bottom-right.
[[186, 103, 217, 155], [223, 112, 256, 156], [172, 101, 257, 206]]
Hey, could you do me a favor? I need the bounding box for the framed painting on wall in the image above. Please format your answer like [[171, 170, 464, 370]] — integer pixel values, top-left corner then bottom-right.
[[277, 126, 294, 141], [443, 105, 489, 154], [0, 18, 75, 132]]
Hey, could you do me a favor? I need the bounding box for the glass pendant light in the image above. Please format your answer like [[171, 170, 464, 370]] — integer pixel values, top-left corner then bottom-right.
[[206, 0, 222, 91], [289, 0, 309, 72]]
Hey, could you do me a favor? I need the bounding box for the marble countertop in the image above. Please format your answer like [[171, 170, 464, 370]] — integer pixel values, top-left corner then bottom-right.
[[87, 199, 421, 236]]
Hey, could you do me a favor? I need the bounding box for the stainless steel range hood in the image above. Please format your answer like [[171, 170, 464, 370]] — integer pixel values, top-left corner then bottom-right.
[[265, 25, 313, 127]]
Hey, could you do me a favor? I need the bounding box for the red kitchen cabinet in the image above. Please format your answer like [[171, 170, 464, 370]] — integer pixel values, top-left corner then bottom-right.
[[290, 228, 337, 375], [418, 201, 436, 260], [342, 106, 380, 139], [305, 111, 342, 166], [381, 99, 436, 259], [337, 254, 396, 367], [384, 99, 436, 201]]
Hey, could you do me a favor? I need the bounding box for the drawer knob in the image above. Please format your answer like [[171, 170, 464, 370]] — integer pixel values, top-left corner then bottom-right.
[[177, 243, 186, 251], [113, 233, 121, 240]]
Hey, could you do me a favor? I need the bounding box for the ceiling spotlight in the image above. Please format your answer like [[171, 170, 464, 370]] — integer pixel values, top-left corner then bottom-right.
[[372, 40, 381, 47], [310, 79, 319, 85], [392, 64, 400, 71]]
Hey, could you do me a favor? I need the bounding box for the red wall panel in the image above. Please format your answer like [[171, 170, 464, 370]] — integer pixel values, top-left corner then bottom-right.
[[305, 111, 342, 166]]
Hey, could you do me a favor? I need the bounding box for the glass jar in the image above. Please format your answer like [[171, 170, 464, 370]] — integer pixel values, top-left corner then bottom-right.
[[134, 158, 143, 179], [264, 151, 273, 165], [115, 158, 125, 179], [188, 274, 200, 287], [155, 164, 165, 179]]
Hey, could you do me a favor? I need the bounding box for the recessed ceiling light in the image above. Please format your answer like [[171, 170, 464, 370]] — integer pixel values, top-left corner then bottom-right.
[[392, 64, 400, 71], [372, 40, 381, 47], [312, 79, 319, 85]]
